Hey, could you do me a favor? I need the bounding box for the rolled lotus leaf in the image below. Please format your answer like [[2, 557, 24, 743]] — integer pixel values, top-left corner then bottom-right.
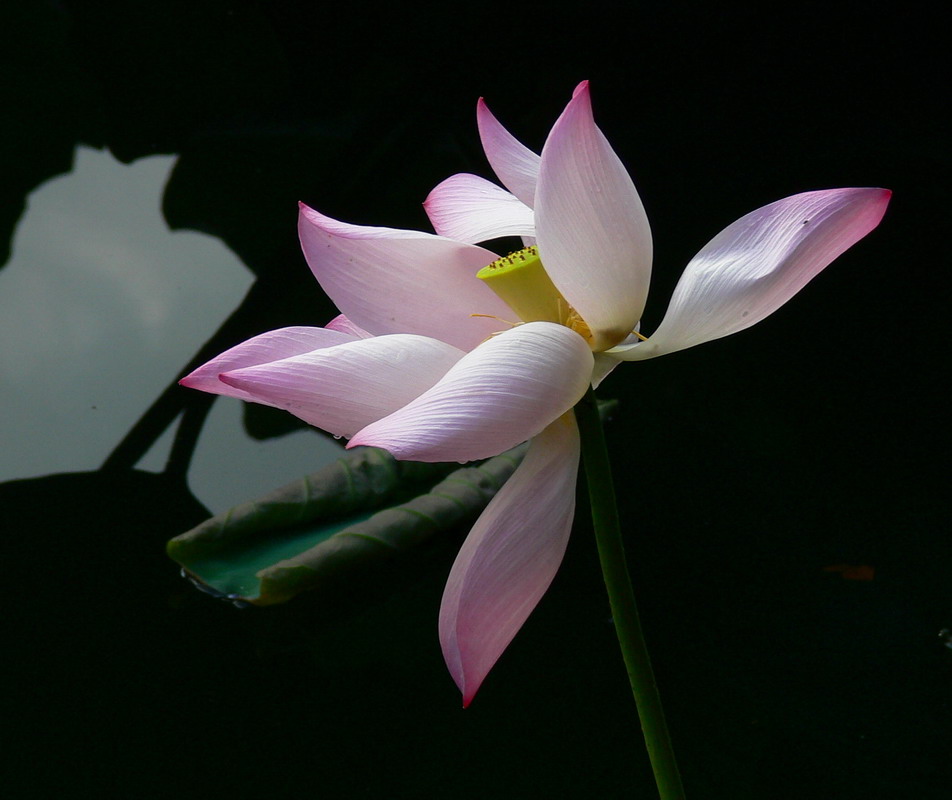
[[168, 446, 454, 562], [168, 444, 527, 605]]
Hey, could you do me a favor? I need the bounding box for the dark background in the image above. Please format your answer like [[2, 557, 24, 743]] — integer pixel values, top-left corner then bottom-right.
[[3, 1, 948, 797]]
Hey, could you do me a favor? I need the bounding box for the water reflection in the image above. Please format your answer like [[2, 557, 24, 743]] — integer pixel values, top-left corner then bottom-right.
[[1, 145, 341, 512]]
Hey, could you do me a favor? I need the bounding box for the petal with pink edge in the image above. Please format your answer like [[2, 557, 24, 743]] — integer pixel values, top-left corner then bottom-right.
[[613, 187, 892, 361], [218, 334, 464, 438], [424, 173, 535, 243], [298, 204, 516, 351], [325, 314, 374, 339], [534, 81, 653, 352], [476, 98, 541, 208], [348, 322, 593, 462], [440, 412, 580, 706], [178, 326, 356, 405]]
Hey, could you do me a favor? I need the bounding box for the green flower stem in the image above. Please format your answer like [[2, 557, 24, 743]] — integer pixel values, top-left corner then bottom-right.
[[575, 387, 686, 800]]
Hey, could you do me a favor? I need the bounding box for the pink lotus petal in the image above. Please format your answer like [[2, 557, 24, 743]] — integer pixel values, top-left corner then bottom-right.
[[348, 322, 593, 462], [534, 81, 653, 352], [613, 187, 892, 360], [298, 204, 516, 351], [424, 173, 535, 243], [178, 326, 356, 405], [325, 314, 374, 339], [440, 413, 580, 706], [476, 98, 541, 208], [219, 334, 464, 438]]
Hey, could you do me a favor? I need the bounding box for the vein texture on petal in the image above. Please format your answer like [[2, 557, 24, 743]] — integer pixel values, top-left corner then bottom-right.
[[424, 173, 535, 243], [298, 204, 515, 351], [348, 322, 593, 462], [535, 81, 652, 350], [219, 335, 464, 438], [615, 187, 891, 360], [439, 413, 580, 706], [178, 326, 356, 405], [325, 314, 374, 338], [476, 98, 541, 208]]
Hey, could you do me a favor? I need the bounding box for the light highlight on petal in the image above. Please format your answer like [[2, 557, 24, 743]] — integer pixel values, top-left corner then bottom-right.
[[439, 413, 580, 706], [614, 187, 892, 360], [299, 204, 516, 351], [348, 322, 593, 462], [534, 81, 652, 351], [219, 334, 464, 438], [476, 98, 541, 208], [178, 326, 356, 405], [424, 173, 535, 243]]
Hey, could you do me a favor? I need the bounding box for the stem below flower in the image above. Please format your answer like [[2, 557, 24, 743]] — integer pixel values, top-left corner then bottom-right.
[[575, 387, 686, 800]]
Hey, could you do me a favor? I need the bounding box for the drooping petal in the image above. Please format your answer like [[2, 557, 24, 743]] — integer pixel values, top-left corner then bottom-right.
[[348, 322, 593, 462], [476, 98, 541, 208], [298, 204, 516, 351], [534, 81, 653, 352], [424, 173, 535, 243], [178, 326, 356, 404], [325, 314, 374, 338], [440, 412, 580, 706], [612, 187, 892, 360], [219, 335, 464, 438]]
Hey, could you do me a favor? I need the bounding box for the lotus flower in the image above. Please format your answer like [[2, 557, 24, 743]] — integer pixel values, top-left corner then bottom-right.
[[180, 81, 890, 706]]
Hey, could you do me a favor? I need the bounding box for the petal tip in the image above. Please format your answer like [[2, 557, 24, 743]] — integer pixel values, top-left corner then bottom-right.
[[216, 371, 241, 389], [178, 371, 205, 390], [572, 79, 590, 98], [298, 200, 319, 219], [851, 186, 892, 228]]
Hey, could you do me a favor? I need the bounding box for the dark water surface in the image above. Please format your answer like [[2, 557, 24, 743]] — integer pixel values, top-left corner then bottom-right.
[[4, 3, 948, 797]]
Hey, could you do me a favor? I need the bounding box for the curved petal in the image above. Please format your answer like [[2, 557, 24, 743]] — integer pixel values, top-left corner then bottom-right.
[[348, 322, 593, 462], [178, 326, 356, 404], [219, 335, 465, 438], [325, 314, 373, 339], [476, 98, 541, 208], [534, 81, 652, 352], [591, 351, 624, 389], [298, 204, 516, 351], [613, 187, 892, 360], [424, 173, 535, 243], [440, 413, 579, 706]]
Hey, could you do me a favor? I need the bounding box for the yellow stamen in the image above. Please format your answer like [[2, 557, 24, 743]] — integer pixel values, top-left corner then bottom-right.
[[477, 246, 596, 347], [469, 313, 521, 327]]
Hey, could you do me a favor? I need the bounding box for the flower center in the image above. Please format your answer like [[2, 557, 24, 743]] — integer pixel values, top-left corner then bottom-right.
[[476, 246, 594, 346]]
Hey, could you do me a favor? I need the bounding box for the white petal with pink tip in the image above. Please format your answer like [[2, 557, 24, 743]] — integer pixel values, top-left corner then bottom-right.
[[424, 173, 535, 244], [613, 187, 892, 360], [476, 98, 541, 208], [440, 413, 580, 706], [178, 326, 356, 404], [325, 314, 374, 339], [348, 322, 593, 462], [298, 204, 515, 351], [534, 82, 652, 350], [219, 334, 464, 438]]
